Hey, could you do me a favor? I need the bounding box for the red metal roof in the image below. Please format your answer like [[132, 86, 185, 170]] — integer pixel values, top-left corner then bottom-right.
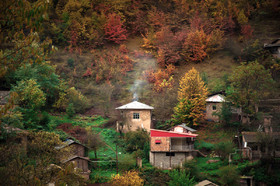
[[150, 129, 197, 138]]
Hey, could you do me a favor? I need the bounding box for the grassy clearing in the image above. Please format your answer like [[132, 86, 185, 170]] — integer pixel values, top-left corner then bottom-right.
[[196, 122, 235, 144]]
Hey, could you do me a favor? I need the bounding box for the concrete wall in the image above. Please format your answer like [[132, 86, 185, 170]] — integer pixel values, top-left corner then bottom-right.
[[150, 152, 195, 169], [121, 109, 152, 132]]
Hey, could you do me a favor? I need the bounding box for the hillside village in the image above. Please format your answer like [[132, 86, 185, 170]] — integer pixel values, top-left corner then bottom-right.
[[1, 0, 280, 185]]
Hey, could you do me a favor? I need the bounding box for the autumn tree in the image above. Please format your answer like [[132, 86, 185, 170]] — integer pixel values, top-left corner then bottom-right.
[[172, 68, 208, 126], [105, 13, 128, 44], [0, 131, 86, 185], [0, 0, 51, 78], [227, 61, 275, 117]]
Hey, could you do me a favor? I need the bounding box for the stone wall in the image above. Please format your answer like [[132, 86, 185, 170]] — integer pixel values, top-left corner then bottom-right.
[[121, 109, 152, 132], [205, 102, 222, 122]]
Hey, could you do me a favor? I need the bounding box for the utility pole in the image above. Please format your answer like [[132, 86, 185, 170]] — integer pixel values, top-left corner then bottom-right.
[[116, 143, 118, 174]]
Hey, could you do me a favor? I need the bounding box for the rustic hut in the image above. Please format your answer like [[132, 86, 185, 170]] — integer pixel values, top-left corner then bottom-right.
[[62, 156, 91, 180], [264, 38, 280, 58]]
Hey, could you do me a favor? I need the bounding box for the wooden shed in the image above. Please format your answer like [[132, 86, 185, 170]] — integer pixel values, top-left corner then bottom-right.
[[62, 156, 91, 180]]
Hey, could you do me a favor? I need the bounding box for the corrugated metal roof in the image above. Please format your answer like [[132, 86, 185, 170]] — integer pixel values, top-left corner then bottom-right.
[[62, 155, 91, 163], [206, 94, 225, 103], [178, 123, 197, 132], [116, 101, 154, 110], [150, 129, 197, 137], [55, 139, 88, 150]]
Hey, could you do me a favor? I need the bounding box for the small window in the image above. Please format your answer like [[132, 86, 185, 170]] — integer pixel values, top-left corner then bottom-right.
[[212, 105, 217, 110], [133, 113, 140, 119], [155, 140, 161, 144], [166, 152, 175, 156]]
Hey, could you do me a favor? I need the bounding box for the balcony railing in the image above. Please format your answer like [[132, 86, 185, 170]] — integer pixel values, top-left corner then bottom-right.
[[171, 144, 194, 151]]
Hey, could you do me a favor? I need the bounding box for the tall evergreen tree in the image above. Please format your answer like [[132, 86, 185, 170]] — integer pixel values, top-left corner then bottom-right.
[[173, 68, 208, 126]]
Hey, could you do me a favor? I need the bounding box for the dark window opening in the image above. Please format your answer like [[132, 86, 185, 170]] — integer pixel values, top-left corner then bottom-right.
[[133, 113, 140, 119], [212, 105, 217, 110], [166, 152, 175, 156]]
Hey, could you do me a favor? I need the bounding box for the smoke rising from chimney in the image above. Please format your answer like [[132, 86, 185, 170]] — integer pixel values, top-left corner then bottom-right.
[[130, 79, 146, 101]]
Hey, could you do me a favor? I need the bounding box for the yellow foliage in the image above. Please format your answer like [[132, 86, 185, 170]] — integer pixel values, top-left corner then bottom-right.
[[237, 9, 248, 25], [111, 171, 144, 186], [173, 68, 208, 125]]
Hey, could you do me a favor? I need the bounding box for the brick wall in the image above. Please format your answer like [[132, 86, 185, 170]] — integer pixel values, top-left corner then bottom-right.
[[150, 137, 170, 152]]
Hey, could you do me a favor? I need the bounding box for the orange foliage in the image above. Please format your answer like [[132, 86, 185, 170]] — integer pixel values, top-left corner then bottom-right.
[[145, 64, 175, 92], [181, 28, 224, 63], [93, 49, 134, 83], [104, 13, 128, 44], [241, 24, 254, 40]]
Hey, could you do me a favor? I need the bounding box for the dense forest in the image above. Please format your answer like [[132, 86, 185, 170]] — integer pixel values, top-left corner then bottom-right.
[[1, 0, 280, 185]]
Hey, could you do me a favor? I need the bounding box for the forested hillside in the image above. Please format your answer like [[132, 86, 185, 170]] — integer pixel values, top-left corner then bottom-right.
[[1, 0, 280, 185]]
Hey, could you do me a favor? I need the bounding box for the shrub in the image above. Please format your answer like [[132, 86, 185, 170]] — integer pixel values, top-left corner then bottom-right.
[[139, 166, 170, 186], [214, 141, 235, 161], [118, 154, 136, 171], [168, 169, 196, 186], [67, 58, 75, 68], [66, 103, 75, 118], [111, 170, 144, 186], [217, 166, 239, 186]]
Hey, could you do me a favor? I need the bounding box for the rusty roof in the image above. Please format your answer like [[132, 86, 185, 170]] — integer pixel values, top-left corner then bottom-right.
[[242, 131, 280, 143]]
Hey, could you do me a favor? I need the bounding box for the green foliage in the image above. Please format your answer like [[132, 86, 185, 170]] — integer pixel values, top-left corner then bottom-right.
[[90, 170, 113, 183], [0, 111, 23, 129], [118, 153, 136, 171], [67, 58, 75, 68], [168, 169, 196, 186], [195, 141, 215, 152], [66, 103, 75, 118], [13, 79, 46, 109], [217, 166, 239, 186], [139, 166, 170, 186], [14, 62, 60, 107], [213, 102, 239, 128], [183, 160, 204, 181], [227, 61, 275, 115], [124, 129, 149, 155], [214, 141, 235, 161]]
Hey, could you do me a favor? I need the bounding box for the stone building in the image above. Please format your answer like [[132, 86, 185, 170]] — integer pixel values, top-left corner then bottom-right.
[[205, 94, 226, 122], [149, 126, 201, 169], [116, 101, 154, 132], [205, 94, 242, 122]]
